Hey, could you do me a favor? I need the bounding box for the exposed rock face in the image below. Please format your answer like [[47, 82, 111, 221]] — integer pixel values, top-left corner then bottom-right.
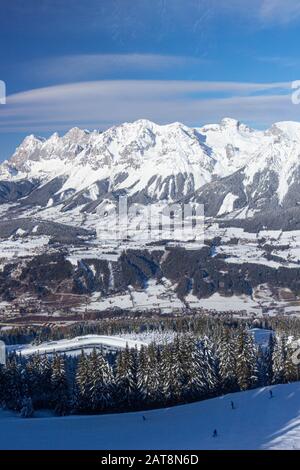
[[1, 118, 300, 315], [1, 118, 300, 228]]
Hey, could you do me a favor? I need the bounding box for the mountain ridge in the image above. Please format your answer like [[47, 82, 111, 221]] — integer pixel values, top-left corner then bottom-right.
[[1, 117, 300, 229]]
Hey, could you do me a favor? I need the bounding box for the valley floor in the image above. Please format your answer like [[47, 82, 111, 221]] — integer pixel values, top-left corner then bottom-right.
[[1, 382, 300, 450]]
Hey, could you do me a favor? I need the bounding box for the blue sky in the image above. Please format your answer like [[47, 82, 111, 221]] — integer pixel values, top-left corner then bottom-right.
[[1, 0, 300, 160]]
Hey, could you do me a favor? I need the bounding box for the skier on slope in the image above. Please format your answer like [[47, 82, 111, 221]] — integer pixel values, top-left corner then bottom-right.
[[269, 390, 273, 399], [231, 401, 235, 409], [213, 429, 218, 438]]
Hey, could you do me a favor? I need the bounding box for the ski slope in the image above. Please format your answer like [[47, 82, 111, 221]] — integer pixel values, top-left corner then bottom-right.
[[9, 335, 147, 356], [1, 382, 300, 449]]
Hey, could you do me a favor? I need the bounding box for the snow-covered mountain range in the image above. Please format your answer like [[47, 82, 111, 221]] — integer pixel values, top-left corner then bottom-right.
[[1, 118, 300, 317], [1, 117, 300, 229]]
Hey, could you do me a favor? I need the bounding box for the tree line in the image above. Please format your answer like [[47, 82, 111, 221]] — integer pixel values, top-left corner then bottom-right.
[[0, 327, 299, 417], [3, 313, 300, 346]]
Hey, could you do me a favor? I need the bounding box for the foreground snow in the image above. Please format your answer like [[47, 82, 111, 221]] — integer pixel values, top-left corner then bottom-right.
[[1, 382, 300, 450]]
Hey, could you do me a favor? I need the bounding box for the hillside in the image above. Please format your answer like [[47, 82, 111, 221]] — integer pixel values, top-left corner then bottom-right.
[[1, 382, 300, 450], [1, 118, 300, 318]]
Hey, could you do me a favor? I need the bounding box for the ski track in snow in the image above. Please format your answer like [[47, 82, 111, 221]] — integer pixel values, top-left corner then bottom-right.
[[1, 382, 300, 449]]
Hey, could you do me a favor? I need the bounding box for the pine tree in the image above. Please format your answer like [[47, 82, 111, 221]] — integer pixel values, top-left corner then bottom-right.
[[160, 343, 176, 405], [159, 337, 187, 405], [202, 337, 220, 396], [137, 344, 148, 403], [264, 333, 275, 385], [139, 343, 164, 407], [284, 344, 298, 383], [129, 347, 142, 407], [150, 344, 165, 406], [235, 329, 258, 391], [272, 335, 286, 384], [115, 345, 141, 409], [24, 354, 52, 408], [114, 349, 126, 408], [4, 356, 23, 410], [218, 328, 238, 393], [169, 336, 186, 403], [257, 345, 269, 387], [51, 355, 69, 415], [40, 354, 53, 407], [75, 352, 90, 411], [273, 334, 299, 384], [87, 349, 114, 412], [180, 335, 207, 401]]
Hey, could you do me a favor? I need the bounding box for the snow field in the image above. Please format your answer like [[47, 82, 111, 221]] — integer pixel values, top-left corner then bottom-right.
[[1, 382, 300, 449]]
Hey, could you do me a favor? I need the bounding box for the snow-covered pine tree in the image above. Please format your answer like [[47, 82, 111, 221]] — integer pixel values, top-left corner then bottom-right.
[[4, 356, 23, 410], [24, 354, 51, 407], [284, 342, 298, 383], [150, 343, 165, 406], [169, 336, 186, 403], [217, 328, 238, 393], [75, 351, 90, 411], [39, 354, 53, 407], [272, 335, 287, 384], [235, 329, 258, 391], [87, 348, 114, 412], [159, 337, 188, 405], [114, 349, 126, 408], [160, 342, 176, 405], [88, 349, 103, 412], [130, 346, 143, 408], [180, 335, 207, 401], [256, 345, 269, 387], [202, 337, 220, 396], [24, 355, 39, 400], [115, 345, 141, 409], [51, 354, 69, 415], [143, 343, 164, 407], [137, 344, 148, 403], [264, 333, 275, 386]]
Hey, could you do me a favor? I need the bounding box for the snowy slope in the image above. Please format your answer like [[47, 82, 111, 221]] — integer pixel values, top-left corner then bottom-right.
[[1, 117, 300, 227], [9, 335, 147, 356], [0, 120, 216, 204], [197, 121, 300, 222], [198, 118, 266, 176], [1, 382, 300, 449]]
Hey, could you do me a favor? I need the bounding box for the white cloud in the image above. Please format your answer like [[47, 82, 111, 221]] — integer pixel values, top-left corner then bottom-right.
[[259, 0, 300, 24], [0, 80, 295, 133], [0, 81, 6, 105], [218, 0, 300, 25], [29, 54, 208, 82], [257, 56, 300, 67]]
